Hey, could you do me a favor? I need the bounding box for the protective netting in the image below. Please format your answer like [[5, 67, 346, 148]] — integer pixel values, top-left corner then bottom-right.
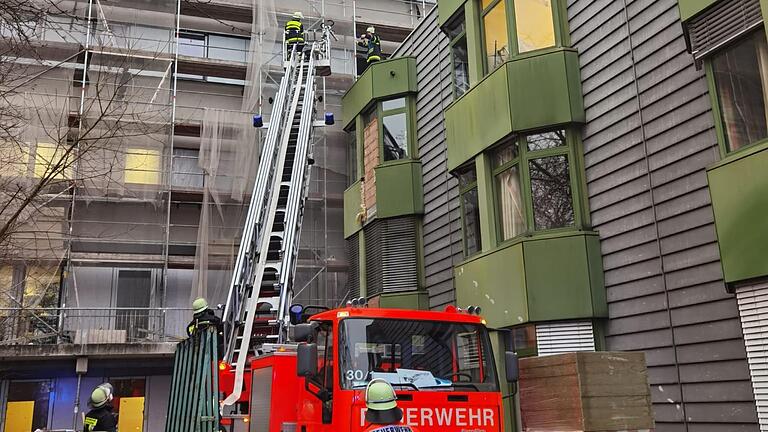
[[190, 0, 279, 305]]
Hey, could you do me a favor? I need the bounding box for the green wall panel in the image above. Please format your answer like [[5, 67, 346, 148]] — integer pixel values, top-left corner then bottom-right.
[[455, 232, 606, 329], [438, 0, 467, 26], [707, 141, 768, 284], [344, 181, 363, 238], [523, 233, 604, 322], [374, 160, 424, 219], [378, 291, 430, 310], [455, 241, 528, 329], [446, 65, 512, 171], [342, 71, 373, 128], [507, 49, 585, 135], [446, 49, 585, 171], [342, 57, 418, 128], [678, 0, 721, 21]]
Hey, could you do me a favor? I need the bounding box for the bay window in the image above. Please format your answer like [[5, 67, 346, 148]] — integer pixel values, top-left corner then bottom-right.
[[513, 0, 556, 53]]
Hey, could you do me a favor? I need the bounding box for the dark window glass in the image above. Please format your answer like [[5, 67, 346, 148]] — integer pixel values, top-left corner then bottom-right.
[[338, 318, 499, 391], [452, 36, 470, 97], [347, 128, 358, 186], [492, 139, 519, 167], [457, 168, 477, 189], [382, 113, 408, 161], [462, 186, 482, 255], [8, 381, 51, 431], [526, 130, 566, 152], [529, 155, 574, 229], [712, 29, 768, 151]]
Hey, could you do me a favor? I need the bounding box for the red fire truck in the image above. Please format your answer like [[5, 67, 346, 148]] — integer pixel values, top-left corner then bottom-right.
[[218, 304, 518, 432]]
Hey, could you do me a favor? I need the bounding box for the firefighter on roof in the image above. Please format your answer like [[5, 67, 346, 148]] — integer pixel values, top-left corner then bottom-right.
[[363, 379, 419, 432], [358, 26, 382, 65], [83, 385, 117, 432], [285, 11, 305, 59]]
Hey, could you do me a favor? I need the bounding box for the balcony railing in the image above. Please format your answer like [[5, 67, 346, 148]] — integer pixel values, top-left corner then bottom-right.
[[0, 307, 193, 345]]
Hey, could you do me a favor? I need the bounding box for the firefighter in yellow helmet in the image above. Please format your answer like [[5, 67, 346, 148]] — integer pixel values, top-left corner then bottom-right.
[[362, 379, 419, 432], [83, 385, 117, 432], [285, 11, 305, 59], [358, 26, 381, 65]]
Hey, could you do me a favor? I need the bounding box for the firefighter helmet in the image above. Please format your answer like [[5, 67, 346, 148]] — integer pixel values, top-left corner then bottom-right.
[[293, 11, 304, 19], [364, 379, 403, 424], [193, 297, 209, 314], [366, 26, 375, 34], [90, 387, 109, 408]]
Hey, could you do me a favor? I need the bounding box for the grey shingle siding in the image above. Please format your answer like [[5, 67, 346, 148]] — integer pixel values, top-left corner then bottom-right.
[[394, 9, 462, 309], [568, 0, 757, 430]]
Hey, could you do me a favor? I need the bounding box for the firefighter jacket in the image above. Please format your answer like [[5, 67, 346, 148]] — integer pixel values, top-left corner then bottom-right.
[[285, 20, 305, 44], [362, 424, 419, 432], [83, 406, 118, 432], [358, 33, 381, 63], [187, 309, 223, 337]]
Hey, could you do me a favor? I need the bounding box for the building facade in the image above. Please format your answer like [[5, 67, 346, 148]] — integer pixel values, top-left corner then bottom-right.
[[342, 0, 768, 431], [0, 0, 434, 430]]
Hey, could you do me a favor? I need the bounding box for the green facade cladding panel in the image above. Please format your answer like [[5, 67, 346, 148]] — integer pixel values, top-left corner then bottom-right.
[[677, 0, 722, 21], [341, 57, 418, 128], [445, 48, 585, 171], [344, 180, 363, 239], [437, 0, 467, 26], [707, 142, 768, 284], [374, 160, 424, 219], [454, 232, 606, 329], [377, 291, 430, 309]]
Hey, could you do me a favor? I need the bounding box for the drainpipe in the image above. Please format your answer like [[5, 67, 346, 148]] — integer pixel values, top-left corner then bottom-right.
[[73, 357, 88, 431]]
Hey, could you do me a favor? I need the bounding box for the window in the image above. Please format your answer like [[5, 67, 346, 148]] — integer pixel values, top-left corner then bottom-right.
[[513, 0, 556, 53], [510, 324, 537, 357], [481, 0, 509, 73], [338, 318, 498, 391], [380, 98, 408, 161], [347, 126, 358, 186], [125, 148, 161, 184], [458, 167, 482, 256], [172, 148, 204, 188], [446, 14, 470, 97], [492, 130, 574, 241], [711, 28, 768, 152], [34, 144, 70, 179], [178, 31, 205, 57], [493, 140, 526, 240], [6, 381, 52, 431], [315, 322, 333, 423]]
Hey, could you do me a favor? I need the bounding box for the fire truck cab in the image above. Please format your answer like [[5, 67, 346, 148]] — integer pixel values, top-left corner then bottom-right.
[[219, 305, 519, 432]]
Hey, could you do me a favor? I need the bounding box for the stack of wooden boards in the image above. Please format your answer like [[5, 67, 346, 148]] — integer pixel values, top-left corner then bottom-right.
[[519, 351, 654, 432]]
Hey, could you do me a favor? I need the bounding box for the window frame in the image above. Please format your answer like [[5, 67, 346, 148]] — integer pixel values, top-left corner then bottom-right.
[[490, 129, 586, 244], [478, 0, 569, 76], [376, 96, 416, 164], [445, 13, 470, 98], [704, 27, 768, 157], [457, 165, 482, 257]]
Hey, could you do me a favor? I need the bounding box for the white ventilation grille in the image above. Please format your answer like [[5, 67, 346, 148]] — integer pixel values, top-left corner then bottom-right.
[[536, 321, 596, 356], [736, 282, 768, 431]]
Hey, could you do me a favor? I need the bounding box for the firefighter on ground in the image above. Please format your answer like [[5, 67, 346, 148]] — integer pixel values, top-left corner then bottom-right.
[[358, 26, 382, 65], [188, 297, 224, 358], [83, 384, 117, 432], [363, 379, 419, 432], [285, 12, 305, 59]]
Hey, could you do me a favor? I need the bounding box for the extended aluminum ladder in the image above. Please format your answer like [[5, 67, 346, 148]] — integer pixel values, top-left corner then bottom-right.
[[219, 27, 331, 407]]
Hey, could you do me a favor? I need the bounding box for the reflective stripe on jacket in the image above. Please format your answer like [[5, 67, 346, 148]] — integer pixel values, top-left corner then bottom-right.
[[285, 20, 305, 43]]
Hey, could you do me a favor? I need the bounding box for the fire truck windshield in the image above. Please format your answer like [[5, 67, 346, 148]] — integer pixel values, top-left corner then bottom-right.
[[338, 318, 499, 391]]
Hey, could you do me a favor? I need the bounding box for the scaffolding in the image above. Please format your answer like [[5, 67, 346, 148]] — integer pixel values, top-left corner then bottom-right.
[[0, 0, 436, 345]]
